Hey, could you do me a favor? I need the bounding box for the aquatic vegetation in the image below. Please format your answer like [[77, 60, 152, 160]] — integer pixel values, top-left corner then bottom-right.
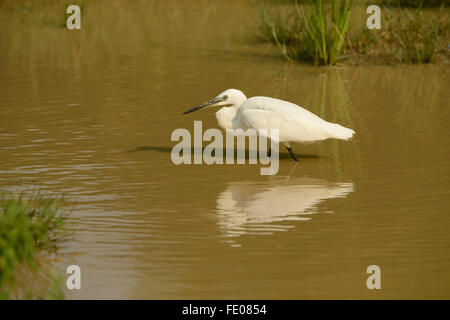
[[263, 0, 447, 5], [0, 192, 67, 299], [352, 7, 448, 64], [258, 5, 303, 47], [394, 11, 439, 63], [375, 0, 447, 8], [257, 0, 449, 65], [259, 0, 354, 65], [301, 0, 353, 65], [258, 3, 312, 61]]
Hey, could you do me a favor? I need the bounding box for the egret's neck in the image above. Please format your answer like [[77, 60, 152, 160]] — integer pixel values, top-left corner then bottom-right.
[[215, 92, 247, 129], [215, 105, 240, 130]]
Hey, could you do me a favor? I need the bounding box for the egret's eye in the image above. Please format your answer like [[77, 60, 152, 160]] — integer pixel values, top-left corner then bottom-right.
[[223, 95, 228, 100]]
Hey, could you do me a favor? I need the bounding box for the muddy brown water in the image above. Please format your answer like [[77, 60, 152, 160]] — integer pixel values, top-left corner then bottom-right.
[[0, 1, 449, 299]]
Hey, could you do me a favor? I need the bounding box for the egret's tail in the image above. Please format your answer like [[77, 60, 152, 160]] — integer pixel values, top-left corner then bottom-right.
[[326, 122, 355, 141]]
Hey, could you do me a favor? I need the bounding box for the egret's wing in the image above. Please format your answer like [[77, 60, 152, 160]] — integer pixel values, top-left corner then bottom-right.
[[235, 97, 334, 142]]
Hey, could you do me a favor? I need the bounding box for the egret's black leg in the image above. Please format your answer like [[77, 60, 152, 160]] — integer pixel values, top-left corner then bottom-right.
[[286, 145, 299, 162]]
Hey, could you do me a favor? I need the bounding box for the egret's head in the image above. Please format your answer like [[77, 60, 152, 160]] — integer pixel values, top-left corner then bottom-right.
[[183, 89, 247, 115]]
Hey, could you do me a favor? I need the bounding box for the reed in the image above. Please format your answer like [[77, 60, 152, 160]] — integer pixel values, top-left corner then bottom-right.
[[0, 192, 67, 299], [301, 0, 353, 65], [352, 6, 447, 64], [258, 0, 354, 65], [375, 0, 446, 8], [394, 10, 439, 63], [257, 0, 448, 65]]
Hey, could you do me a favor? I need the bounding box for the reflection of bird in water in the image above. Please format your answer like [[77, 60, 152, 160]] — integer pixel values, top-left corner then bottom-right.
[[216, 177, 354, 238]]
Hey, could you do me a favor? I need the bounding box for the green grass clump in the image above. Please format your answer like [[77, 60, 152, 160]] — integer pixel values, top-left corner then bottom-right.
[[302, 0, 353, 65], [257, 0, 448, 65], [394, 11, 439, 63], [258, 4, 313, 60], [258, 0, 354, 65], [376, 0, 448, 8], [0, 192, 67, 299], [352, 7, 448, 64]]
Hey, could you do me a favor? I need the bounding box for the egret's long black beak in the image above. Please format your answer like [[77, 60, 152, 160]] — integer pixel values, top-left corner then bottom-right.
[[183, 96, 224, 115]]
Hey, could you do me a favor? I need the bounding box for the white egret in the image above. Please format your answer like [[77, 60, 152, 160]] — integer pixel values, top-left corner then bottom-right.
[[183, 89, 355, 161]]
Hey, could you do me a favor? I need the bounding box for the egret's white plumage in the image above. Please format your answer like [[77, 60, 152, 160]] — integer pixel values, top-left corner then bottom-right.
[[183, 88, 355, 161]]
